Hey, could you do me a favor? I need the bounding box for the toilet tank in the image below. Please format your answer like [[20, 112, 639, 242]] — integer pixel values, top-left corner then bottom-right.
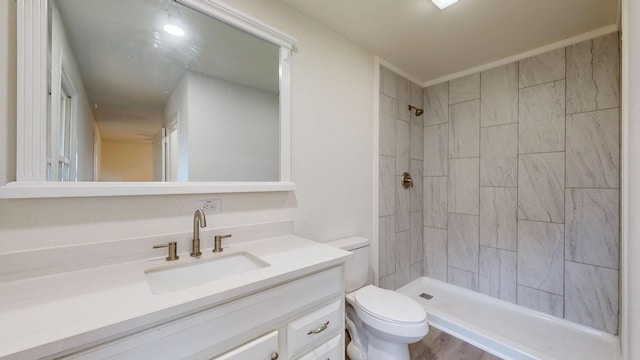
[[327, 237, 370, 292]]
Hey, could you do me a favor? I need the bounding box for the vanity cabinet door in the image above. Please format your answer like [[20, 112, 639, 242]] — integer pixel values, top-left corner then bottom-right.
[[295, 333, 342, 360], [211, 331, 278, 360]]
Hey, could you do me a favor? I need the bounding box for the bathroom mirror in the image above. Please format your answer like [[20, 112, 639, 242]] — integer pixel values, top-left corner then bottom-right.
[[4, 0, 296, 198]]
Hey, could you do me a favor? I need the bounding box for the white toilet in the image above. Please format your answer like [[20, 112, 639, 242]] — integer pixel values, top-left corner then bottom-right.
[[328, 237, 429, 360]]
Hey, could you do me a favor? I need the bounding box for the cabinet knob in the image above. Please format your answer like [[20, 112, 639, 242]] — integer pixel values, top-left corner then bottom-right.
[[270, 352, 279, 360]]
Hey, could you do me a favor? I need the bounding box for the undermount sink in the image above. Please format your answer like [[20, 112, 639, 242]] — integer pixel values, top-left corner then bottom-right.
[[145, 252, 269, 294]]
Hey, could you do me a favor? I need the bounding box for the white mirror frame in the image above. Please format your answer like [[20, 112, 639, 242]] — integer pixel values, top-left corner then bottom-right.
[[1, 0, 297, 198]]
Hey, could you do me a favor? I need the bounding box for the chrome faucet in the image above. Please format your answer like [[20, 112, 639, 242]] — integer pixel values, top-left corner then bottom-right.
[[191, 209, 207, 257]]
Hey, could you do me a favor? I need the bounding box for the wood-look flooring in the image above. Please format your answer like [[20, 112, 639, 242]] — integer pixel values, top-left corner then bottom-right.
[[346, 326, 502, 360], [409, 327, 502, 360]]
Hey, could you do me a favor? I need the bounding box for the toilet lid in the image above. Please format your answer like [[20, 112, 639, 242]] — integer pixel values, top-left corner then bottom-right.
[[354, 285, 426, 324]]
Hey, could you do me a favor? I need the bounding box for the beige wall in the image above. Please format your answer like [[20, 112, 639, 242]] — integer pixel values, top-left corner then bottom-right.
[[222, 0, 375, 242], [0, 1, 374, 253], [99, 140, 153, 182]]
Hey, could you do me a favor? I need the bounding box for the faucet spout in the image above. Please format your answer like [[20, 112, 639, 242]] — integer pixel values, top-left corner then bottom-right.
[[191, 209, 207, 257]]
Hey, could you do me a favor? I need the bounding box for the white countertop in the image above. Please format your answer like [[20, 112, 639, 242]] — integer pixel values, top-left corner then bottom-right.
[[0, 235, 350, 360]]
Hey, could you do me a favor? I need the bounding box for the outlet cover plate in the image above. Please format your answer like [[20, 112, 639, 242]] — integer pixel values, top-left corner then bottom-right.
[[199, 199, 222, 213]]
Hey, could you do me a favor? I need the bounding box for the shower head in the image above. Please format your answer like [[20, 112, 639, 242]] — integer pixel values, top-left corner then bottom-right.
[[408, 105, 424, 117]]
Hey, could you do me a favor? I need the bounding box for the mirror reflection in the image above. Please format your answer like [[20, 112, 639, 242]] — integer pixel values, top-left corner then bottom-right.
[[48, 0, 281, 182]]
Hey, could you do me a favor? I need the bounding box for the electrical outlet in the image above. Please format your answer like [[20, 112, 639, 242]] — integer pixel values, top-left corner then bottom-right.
[[199, 199, 221, 213]]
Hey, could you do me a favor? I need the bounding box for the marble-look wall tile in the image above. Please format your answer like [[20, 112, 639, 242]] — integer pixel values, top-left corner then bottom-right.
[[424, 177, 448, 229], [380, 66, 397, 97], [411, 211, 424, 264], [449, 73, 480, 104], [517, 285, 564, 318], [396, 176, 411, 231], [411, 82, 424, 109], [565, 261, 619, 334], [396, 231, 411, 288], [424, 82, 449, 126], [480, 187, 517, 251], [379, 94, 396, 156], [424, 124, 448, 176], [397, 76, 411, 122], [379, 215, 396, 278], [519, 48, 565, 88], [567, 33, 620, 114], [379, 274, 396, 290], [519, 80, 566, 153], [448, 267, 479, 291], [449, 100, 480, 158], [410, 160, 424, 211], [396, 120, 410, 175], [566, 189, 619, 269], [424, 227, 448, 281], [479, 247, 517, 302], [566, 108, 620, 188], [481, 63, 518, 127], [591, 33, 620, 107], [448, 214, 479, 273], [449, 158, 480, 215], [411, 262, 423, 282], [518, 152, 564, 223], [379, 156, 396, 216], [411, 116, 424, 161], [518, 220, 564, 295], [480, 123, 517, 187]]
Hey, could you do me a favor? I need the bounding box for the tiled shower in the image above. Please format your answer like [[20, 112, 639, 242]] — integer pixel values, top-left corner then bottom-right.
[[378, 32, 620, 334]]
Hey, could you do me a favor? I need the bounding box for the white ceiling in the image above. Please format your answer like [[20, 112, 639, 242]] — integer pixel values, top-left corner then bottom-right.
[[56, 0, 279, 141], [277, 0, 619, 83]]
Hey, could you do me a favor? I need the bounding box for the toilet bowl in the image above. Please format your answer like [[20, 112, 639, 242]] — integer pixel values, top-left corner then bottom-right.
[[328, 237, 429, 360]]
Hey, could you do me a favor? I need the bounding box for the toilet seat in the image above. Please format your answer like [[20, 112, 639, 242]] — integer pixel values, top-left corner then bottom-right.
[[349, 285, 429, 339], [354, 285, 427, 324]]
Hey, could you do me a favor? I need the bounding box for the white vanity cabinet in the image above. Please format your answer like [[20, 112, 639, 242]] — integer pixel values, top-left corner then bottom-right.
[[211, 331, 279, 360], [58, 266, 344, 360]]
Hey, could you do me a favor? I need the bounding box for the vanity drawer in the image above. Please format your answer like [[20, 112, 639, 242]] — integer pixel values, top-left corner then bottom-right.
[[286, 299, 342, 358], [296, 333, 342, 360], [212, 331, 278, 360]]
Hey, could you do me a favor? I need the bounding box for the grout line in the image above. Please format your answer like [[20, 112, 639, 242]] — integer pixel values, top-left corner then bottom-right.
[[445, 80, 450, 283], [448, 264, 479, 275], [565, 186, 621, 190], [516, 59, 521, 305], [478, 71, 482, 277], [563, 46, 568, 319], [449, 97, 481, 107], [566, 105, 621, 116], [449, 156, 481, 160], [517, 283, 564, 298], [479, 121, 519, 129], [519, 78, 565, 90], [517, 218, 565, 225], [479, 244, 518, 253], [518, 150, 566, 156], [565, 259, 620, 272]]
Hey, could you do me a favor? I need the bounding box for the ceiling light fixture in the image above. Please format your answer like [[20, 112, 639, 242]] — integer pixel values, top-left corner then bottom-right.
[[163, 24, 185, 37], [431, 0, 458, 9]]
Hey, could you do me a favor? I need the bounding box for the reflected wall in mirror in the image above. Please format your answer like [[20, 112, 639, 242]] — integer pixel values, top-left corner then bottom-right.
[[48, 0, 280, 182]]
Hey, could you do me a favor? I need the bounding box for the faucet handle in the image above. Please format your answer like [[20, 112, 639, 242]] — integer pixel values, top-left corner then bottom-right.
[[213, 234, 232, 253], [153, 241, 179, 261]]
